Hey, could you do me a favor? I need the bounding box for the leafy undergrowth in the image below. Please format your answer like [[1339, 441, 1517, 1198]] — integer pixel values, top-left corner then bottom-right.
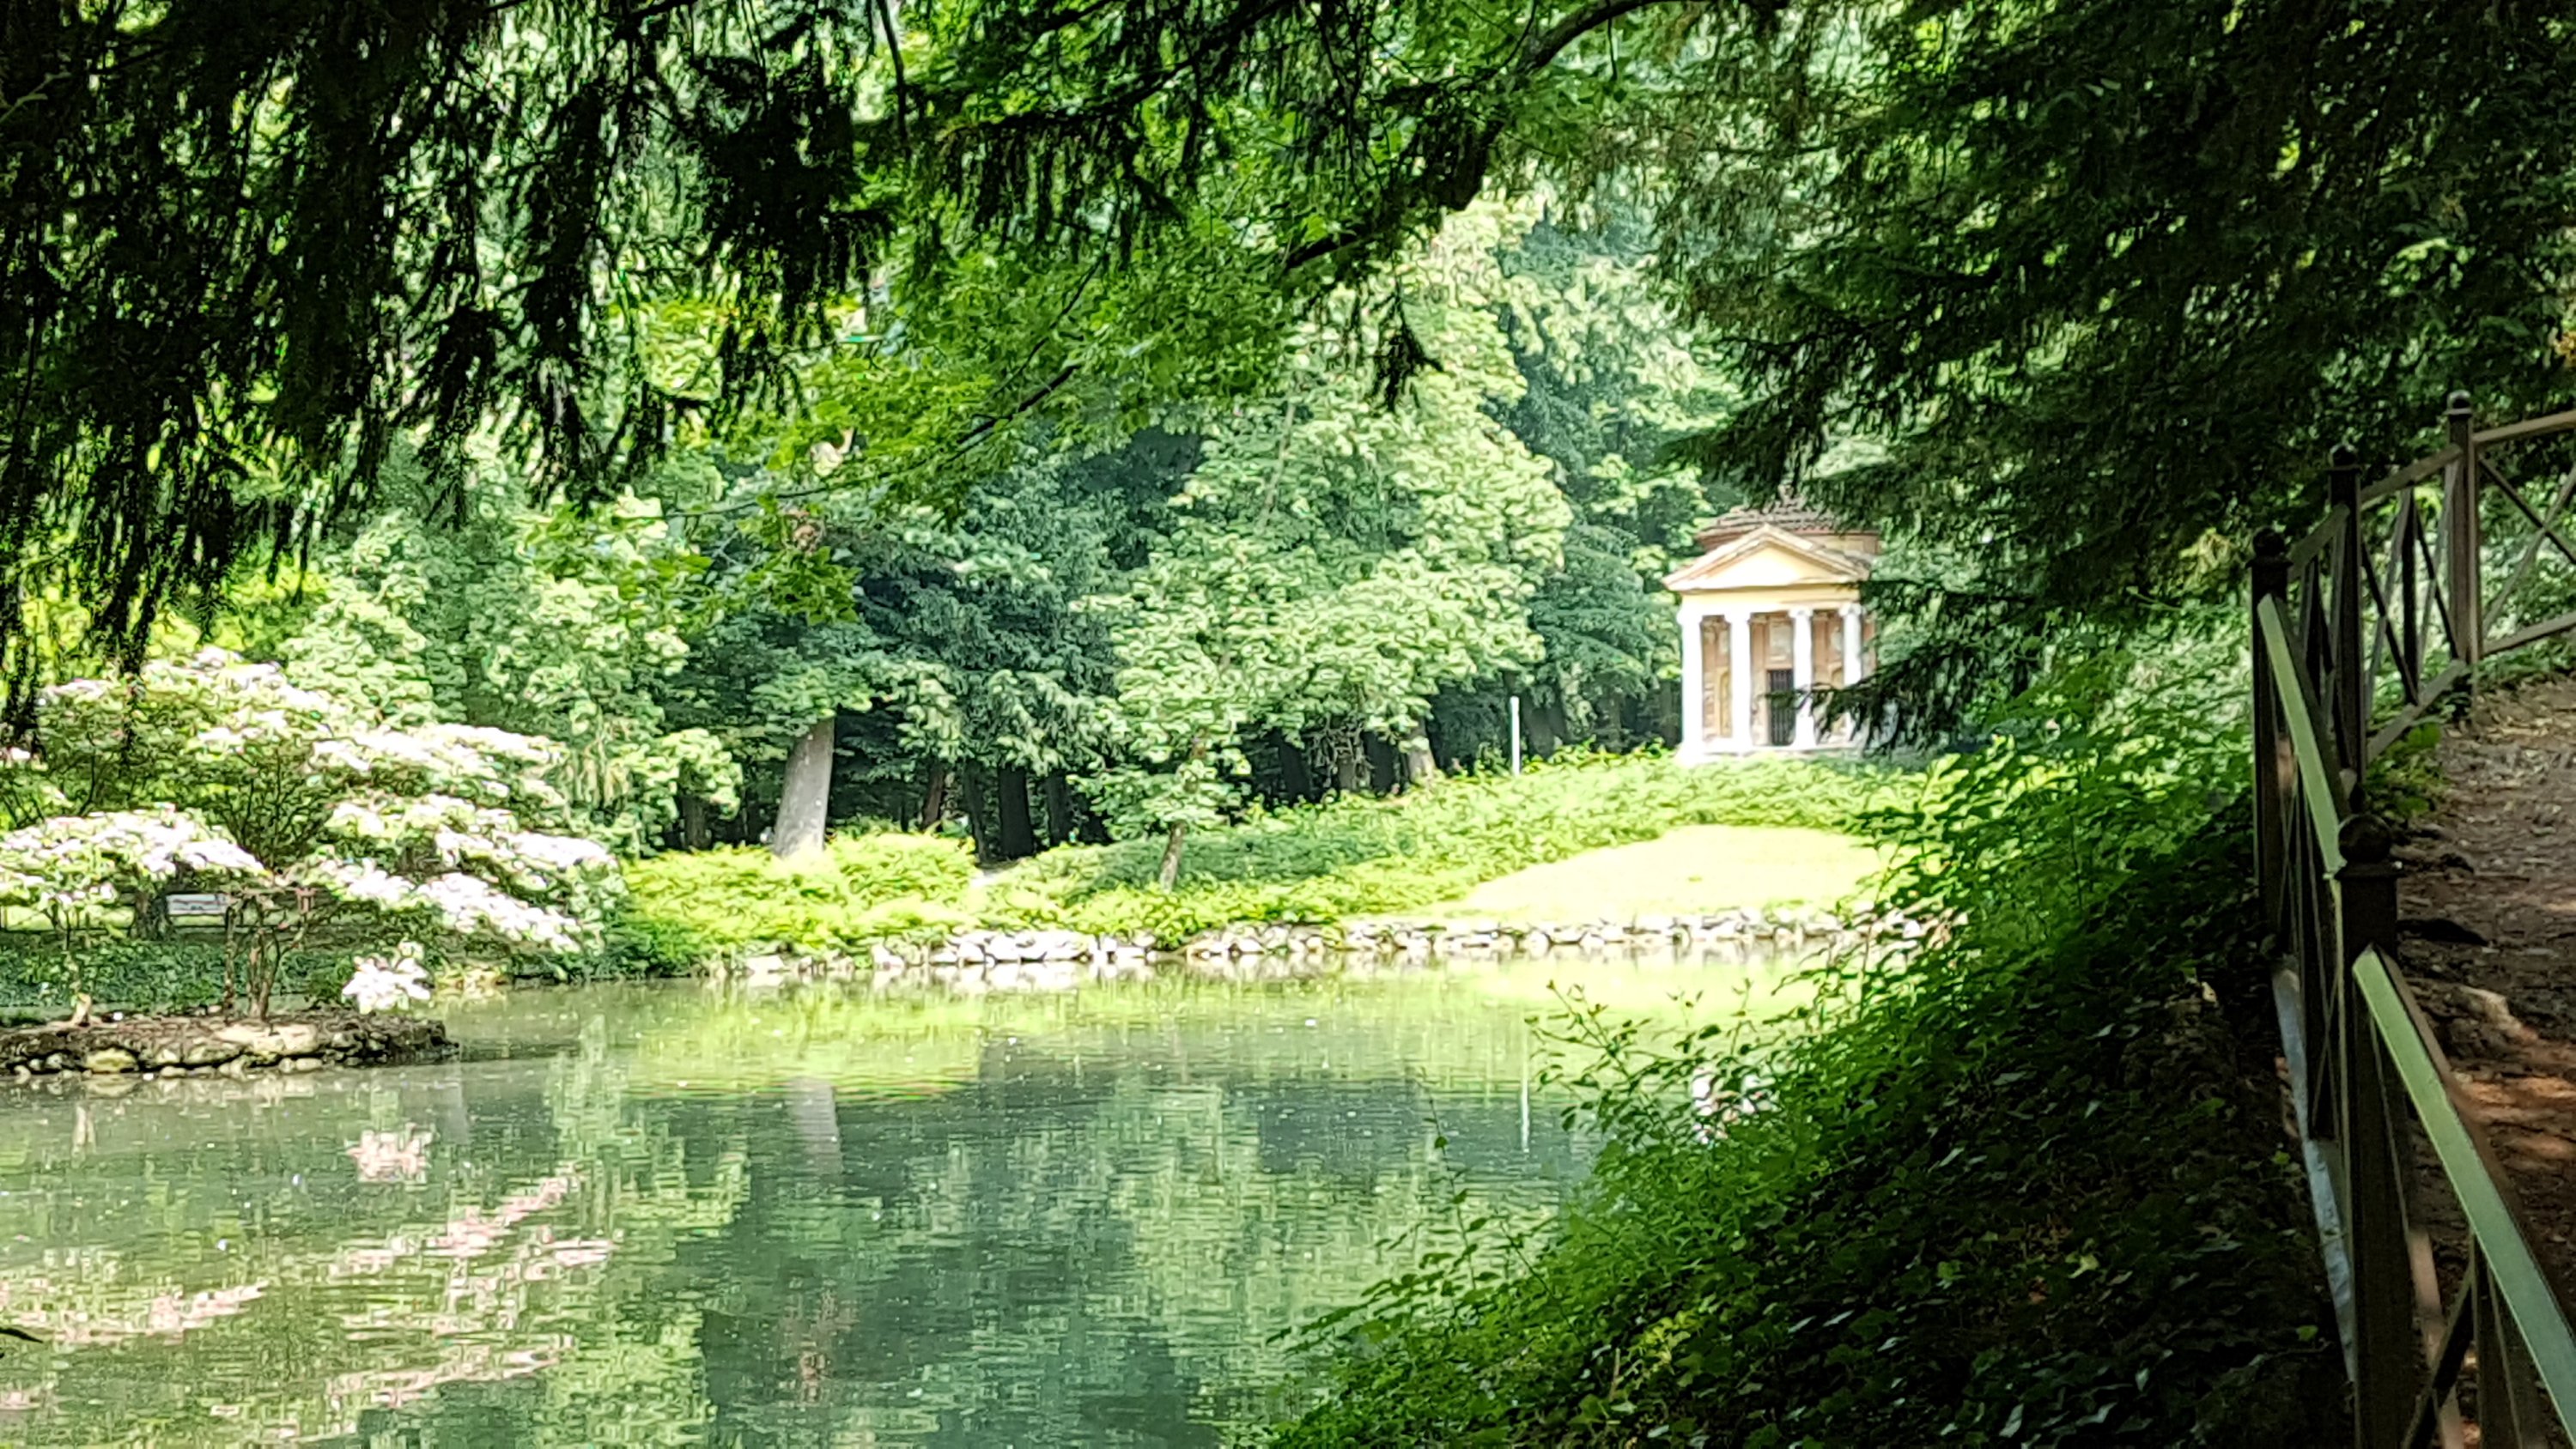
[[986, 749, 1893, 943], [0, 938, 366, 1017], [611, 833, 976, 972], [1270, 657, 2345, 1447]]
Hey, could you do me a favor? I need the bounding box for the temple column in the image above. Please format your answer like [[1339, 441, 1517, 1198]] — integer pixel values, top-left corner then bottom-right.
[[1789, 607, 1818, 749], [1839, 603, 1867, 744], [1677, 600, 1707, 758], [1727, 610, 1754, 751]]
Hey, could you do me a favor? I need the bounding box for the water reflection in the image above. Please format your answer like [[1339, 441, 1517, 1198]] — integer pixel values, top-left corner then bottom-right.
[[0, 951, 1788, 1445]]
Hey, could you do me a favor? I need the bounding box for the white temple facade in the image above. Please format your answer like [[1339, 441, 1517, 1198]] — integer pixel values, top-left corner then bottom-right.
[[1662, 498, 1878, 761]]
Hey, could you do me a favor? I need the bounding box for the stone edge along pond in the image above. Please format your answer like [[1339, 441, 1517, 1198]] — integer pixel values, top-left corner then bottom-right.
[[0, 1011, 452, 1085], [793, 902, 1926, 992], [0, 903, 1923, 1085]]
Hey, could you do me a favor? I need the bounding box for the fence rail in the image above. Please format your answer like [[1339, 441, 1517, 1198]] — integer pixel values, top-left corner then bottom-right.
[[2254, 392, 2576, 1447]]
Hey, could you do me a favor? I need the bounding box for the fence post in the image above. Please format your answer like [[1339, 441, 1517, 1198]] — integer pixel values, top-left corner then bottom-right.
[[2340, 814, 2418, 1449], [2253, 530, 2290, 936], [2330, 446, 2367, 771], [2448, 391, 2482, 675], [2340, 813, 2399, 960]]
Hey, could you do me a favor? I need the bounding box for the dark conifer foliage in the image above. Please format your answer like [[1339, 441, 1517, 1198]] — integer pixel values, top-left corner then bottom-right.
[[1645, 2, 2576, 725], [16, 0, 2576, 734], [0, 0, 897, 700], [0, 0, 1674, 707]]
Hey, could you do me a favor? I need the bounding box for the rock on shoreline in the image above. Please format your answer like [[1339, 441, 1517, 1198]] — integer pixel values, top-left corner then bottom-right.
[[0, 1011, 452, 1083], [716, 905, 1929, 995]]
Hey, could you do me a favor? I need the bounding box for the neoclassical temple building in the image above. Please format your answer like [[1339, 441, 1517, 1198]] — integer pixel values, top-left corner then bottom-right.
[[1663, 495, 1878, 759]]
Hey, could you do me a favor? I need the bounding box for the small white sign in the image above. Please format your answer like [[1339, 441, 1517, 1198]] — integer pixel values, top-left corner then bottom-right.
[[165, 893, 228, 919]]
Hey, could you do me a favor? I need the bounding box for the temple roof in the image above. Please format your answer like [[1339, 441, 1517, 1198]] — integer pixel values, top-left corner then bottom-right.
[[1662, 524, 1875, 593], [1692, 492, 1862, 552]]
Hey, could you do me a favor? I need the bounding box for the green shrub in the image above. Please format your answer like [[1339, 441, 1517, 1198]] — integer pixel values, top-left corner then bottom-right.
[[614, 833, 975, 967], [0, 937, 378, 1014], [596, 912, 708, 979], [825, 832, 975, 904], [1271, 652, 2343, 1446]]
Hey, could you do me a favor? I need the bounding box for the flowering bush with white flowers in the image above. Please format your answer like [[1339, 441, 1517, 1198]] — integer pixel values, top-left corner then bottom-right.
[[0, 809, 266, 1023], [0, 650, 623, 1019], [342, 942, 433, 1015]]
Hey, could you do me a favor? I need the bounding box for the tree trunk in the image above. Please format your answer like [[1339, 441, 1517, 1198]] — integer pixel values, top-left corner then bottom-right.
[[960, 764, 990, 863], [126, 888, 171, 942], [920, 760, 951, 831], [1278, 740, 1316, 804], [1157, 821, 1188, 890], [1364, 736, 1400, 794], [772, 715, 835, 859], [680, 796, 711, 852], [1042, 772, 1075, 847], [1401, 733, 1441, 791], [1333, 741, 1365, 795], [1598, 692, 1629, 751], [996, 765, 1037, 860]]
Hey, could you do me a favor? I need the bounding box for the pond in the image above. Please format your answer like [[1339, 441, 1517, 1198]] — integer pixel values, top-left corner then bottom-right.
[[0, 950, 1796, 1446]]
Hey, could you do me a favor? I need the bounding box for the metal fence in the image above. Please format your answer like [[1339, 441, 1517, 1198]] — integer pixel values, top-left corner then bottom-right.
[[2254, 392, 2576, 1447]]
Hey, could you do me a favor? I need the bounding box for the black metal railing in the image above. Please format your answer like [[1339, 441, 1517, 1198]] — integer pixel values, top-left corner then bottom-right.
[[2255, 392, 2576, 1448]]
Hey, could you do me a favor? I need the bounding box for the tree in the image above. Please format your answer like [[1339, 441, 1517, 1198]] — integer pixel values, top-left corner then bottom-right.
[[838, 459, 1127, 856], [655, 597, 897, 856], [249, 448, 743, 852], [0, 0, 902, 690], [0, 0, 1680, 694], [1453, 203, 1738, 755], [30, 0, 2576, 738], [659, 425, 1166, 861], [1091, 205, 1569, 881], [1631, 3, 2576, 725], [0, 651, 619, 1017]]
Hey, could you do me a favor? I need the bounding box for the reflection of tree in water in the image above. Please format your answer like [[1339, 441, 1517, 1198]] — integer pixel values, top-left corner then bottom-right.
[[0, 978, 1607, 1446], [0, 1035, 752, 1446], [679, 1035, 1586, 1446]]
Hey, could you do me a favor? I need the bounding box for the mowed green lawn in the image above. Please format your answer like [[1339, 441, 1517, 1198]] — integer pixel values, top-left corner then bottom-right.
[[1423, 823, 1877, 924]]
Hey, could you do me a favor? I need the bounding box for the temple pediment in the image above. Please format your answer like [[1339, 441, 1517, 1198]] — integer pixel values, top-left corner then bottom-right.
[[1662, 524, 1874, 595]]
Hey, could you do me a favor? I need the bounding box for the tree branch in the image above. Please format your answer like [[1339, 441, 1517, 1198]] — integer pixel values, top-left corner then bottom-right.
[[1521, 0, 1707, 74]]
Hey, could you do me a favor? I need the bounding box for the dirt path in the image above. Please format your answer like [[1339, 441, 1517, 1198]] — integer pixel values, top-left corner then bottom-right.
[[2395, 676, 2576, 1289]]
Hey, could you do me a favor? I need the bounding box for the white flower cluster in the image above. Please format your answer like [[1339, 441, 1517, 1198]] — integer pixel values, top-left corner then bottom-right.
[[343, 941, 432, 1014], [304, 858, 416, 908], [328, 792, 514, 846], [0, 809, 263, 915], [300, 858, 586, 953], [414, 873, 582, 953]]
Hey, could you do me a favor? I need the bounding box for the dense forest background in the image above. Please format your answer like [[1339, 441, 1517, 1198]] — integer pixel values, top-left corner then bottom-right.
[[179, 198, 1737, 866], [8, 0, 2575, 867]]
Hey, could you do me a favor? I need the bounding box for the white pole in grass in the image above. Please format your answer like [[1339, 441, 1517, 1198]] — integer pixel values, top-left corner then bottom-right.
[[1510, 694, 1523, 774]]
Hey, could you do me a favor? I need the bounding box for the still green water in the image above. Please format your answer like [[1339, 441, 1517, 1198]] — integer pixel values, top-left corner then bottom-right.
[[0, 955, 1783, 1446]]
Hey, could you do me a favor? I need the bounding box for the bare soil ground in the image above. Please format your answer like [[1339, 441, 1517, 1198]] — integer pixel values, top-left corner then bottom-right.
[[2396, 676, 2576, 1291]]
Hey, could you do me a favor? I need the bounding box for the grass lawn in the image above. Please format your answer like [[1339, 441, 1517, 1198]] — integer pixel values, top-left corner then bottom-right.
[[1419, 823, 1878, 924]]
